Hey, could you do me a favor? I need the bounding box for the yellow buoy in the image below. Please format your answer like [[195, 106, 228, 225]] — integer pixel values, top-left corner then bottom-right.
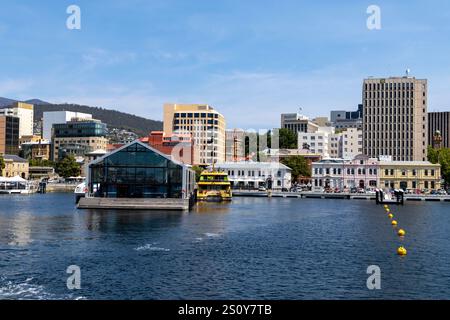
[[391, 220, 398, 226], [384, 205, 389, 209], [398, 229, 406, 237], [388, 213, 394, 219], [397, 246, 407, 256], [386, 208, 390, 212]]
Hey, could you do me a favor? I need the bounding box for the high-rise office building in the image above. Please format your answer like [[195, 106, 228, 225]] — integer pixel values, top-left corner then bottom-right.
[[0, 102, 34, 137], [52, 119, 108, 161], [0, 115, 20, 155], [43, 111, 92, 140], [163, 104, 226, 165], [428, 112, 450, 148], [363, 76, 428, 161]]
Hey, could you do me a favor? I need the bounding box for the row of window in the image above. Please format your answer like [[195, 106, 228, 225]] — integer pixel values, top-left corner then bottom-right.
[[227, 170, 283, 177], [384, 169, 436, 176], [175, 113, 219, 119], [314, 167, 378, 175], [364, 82, 418, 91], [365, 99, 425, 107]]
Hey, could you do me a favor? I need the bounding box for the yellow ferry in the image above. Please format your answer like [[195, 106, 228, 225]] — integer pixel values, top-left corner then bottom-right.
[[197, 170, 232, 201]]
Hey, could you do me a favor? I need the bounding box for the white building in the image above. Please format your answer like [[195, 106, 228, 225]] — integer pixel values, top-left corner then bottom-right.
[[0, 102, 34, 137], [298, 126, 335, 158], [212, 161, 292, 190], [42, 111, 92, 140], [342, 128, 363, 160], [329, 133, 342, 158]]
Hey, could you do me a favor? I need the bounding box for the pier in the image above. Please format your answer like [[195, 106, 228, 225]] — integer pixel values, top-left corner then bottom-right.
[[77, 197, 191, 210], [232, 191, 450, 202]]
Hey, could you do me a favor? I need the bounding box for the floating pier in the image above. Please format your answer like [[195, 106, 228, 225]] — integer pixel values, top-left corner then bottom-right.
[[77, 197, 191, 210]]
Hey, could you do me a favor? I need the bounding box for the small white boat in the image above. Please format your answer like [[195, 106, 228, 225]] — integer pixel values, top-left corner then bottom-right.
[[74, 182, 88, 203], [0, 176, 35, 195]]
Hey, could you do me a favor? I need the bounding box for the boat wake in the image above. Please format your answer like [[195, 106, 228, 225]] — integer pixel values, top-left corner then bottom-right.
[[0, 276, 85, 300], [135, 243, 170, 252]]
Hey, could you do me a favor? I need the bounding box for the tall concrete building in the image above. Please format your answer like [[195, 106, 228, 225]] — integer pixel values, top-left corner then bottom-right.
[[163, 103, 226, 165], [363, 76, 428, 161], [428, 112, 450, 148], [281, 113, 319, 134], [0, 102, 34, 137], [43, 111, 92, 140]]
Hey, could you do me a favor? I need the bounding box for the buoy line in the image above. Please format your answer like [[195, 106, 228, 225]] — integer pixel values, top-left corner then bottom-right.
[[383, 205, 407, 256]]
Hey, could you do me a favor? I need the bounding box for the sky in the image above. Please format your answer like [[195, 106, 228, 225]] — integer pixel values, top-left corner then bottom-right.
[[0, 0, 450, 129]]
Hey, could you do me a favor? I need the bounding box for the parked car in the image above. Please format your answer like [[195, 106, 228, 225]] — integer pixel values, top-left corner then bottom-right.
[[437, 189, 448, 195], [258, 186, 267, 192], [350, 187, 358, 194], [312, 186, 324, 193], [281, 188, 289, 192]]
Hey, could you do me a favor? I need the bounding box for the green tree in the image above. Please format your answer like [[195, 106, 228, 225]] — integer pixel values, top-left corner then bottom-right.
[[29, 158, 55, 168], [281, 156, 311, 182], [191, 165, 204, 182], [279, 128, 298, 149], [428, 146, 450, 187], [55, 155, 81, 178]]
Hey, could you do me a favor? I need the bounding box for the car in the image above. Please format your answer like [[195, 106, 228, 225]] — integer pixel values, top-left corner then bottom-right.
[[350, 187, 358, 194], [281, 188, 289, 192], [312, 186, 324, 193], [258, 186, 267, 192], [437, 189, 447, 195]]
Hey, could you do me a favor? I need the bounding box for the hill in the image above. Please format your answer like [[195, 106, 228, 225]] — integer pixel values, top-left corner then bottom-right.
[[34, 104, 162, 137]]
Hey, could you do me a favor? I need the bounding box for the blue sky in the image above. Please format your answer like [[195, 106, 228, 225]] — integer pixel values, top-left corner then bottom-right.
[[0, 0, 449, 128]]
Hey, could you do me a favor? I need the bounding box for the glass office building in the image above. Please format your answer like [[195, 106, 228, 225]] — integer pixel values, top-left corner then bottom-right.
[[53, 121, 107, 138], [88, 141, 196, 199]]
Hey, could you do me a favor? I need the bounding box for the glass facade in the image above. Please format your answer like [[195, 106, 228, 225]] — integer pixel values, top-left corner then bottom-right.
[[53, 121, 107, 138], [89, 142, 193, 199]]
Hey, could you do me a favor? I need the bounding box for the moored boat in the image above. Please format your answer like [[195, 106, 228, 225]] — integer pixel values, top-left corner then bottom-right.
[[197, 170, 232, 201]]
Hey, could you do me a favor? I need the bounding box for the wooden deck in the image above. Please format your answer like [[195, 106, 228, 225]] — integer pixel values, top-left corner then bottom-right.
[[77, 197, 190, 210]]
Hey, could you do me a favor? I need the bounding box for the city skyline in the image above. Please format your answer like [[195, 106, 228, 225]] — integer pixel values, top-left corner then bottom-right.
[[1, 0, 450, 129]]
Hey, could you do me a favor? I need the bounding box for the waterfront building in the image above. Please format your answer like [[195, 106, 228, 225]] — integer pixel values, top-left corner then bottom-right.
[[140, 131, 195, 165], [281, 113, 319, 135], [298, 127, 334, 158], [28, 166, 55, 180], [428, 112, 450, 148], [342, 128, 363, 160], [1, 154, 29, 179], [0, 115, 20, 155], [379, 161, 441, 190], [0, 102, 34, 137], [86, 140, 196, 199], [363, 76, 428, 161], [163, 103, 226, 165], [330, 104, 363, 129], [20, 139, 51, 161], [213, 161, 292, 190], [225, 129, 246, 162], [52, 119, 108, 161], [312, 155, 379, 190], [42, 111, 92, 140]]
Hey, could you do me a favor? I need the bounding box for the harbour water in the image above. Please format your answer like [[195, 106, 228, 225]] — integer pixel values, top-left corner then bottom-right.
[[1, 193, 450, 300]]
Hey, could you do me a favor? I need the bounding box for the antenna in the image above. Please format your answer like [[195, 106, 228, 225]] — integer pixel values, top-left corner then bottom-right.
[[405, 68, 411, 77]]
